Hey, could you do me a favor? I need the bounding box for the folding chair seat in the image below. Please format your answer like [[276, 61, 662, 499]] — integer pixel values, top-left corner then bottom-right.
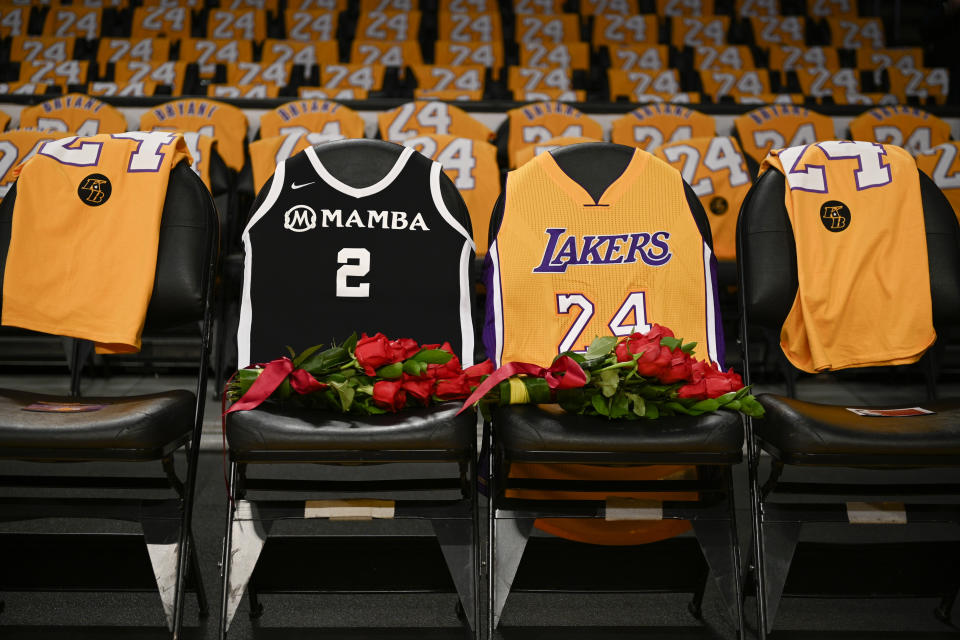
[[221, 139, 481, 638], [0, 145, 218, 638], [738, 142, 960, 638], [484, 142, 745, 638]]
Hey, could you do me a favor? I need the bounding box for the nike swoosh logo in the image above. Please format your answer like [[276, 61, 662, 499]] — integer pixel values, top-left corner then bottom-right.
[[291, 181, 315, 190]]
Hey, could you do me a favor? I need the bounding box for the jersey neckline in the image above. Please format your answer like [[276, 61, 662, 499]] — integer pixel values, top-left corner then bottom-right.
[[305, 145, 414, 199], [538, 147, 648, 207]]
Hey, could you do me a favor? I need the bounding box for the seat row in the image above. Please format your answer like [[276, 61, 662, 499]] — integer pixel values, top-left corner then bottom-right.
[[1, 135, 960, 640]]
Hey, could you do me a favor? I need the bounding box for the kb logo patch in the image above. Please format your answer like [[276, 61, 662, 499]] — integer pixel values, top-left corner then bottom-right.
[[77, 173, 111, 206], [820, 200, 850, 232], [709, 196, 728, 215], [284, 204, 316, 232]]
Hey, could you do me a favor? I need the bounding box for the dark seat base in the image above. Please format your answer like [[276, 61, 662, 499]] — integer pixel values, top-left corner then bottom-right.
[[494, 405, 744, 464], [226, 402, 477, 463], [757, 394, 960, 465], [0, 388, 195, 461]]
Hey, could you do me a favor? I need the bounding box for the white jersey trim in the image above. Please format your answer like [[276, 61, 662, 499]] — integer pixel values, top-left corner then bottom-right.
[[237, 160, 287, 368], [305, 145, 413, 199], [458, 240, 475, 367], [702, 242, 719, 365], [430, 161, 475, 249], [489, 238, 504, 368]]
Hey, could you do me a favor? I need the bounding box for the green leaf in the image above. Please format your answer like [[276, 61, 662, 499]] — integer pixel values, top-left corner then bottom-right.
[[586, 336, 618, 359], [376, 362, 403, 379], [691, 398, 721, 412], [716, 391, 738, 404], [591, 392, 610, 416], [598, 369, 620, 398], [660, 336, 682, 351], [342, 332, 358, 354], [412, 349, 453, 364], [681, 341, 697, 354], [285, 345, 296, 359], [403, 360, 427, 376], [610, 391, 630, 419], [645, 402, 659, 419], [292, 343, 325, 368], [626, 392, 645, 417], [557, 351, 586, 366], [328, 379, 355, 412]]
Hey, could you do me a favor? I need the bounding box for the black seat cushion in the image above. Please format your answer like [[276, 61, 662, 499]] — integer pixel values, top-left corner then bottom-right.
[[0, 388, 195, 461], [757, 394, 960, 465], [227, 402, 477, 462], [494, 405, 744, 464]]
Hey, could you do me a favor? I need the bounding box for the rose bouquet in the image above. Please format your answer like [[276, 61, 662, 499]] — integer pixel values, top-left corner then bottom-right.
[[225, 332, 493, 415], [459, 324, 764, 419], [225, 325, 763, 421]]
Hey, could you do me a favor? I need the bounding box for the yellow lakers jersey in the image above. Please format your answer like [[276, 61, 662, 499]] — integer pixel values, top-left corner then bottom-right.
[[490, 147, 722, 546], [3, 132, 192, 354], [379, 100, 494, 144], [514, 136, 601, 167], [0, 111, 8, 132], [19, 93, 128, 136], [179, 131, 217, 191], [655, 136, 751, 261], [733, 104, 836, 166], [760, 141, 934, 372], [0, 128, 70, 197], [610, 103, 716, 152], [916, 141, 960, 221], [248, 127, 353, 193], [139, 98, 248, 172], [401, 133, 500, 256], [258, 99, 365, 140], [848, 105, 952, 157], [504, 102, 604, 169]]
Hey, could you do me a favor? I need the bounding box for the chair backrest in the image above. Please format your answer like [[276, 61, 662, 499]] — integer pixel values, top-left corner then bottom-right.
[[485, 141, 723, 367], [738, 161, 960, 338], [0, 162, 218, 335], [238, 139, 477, 367]]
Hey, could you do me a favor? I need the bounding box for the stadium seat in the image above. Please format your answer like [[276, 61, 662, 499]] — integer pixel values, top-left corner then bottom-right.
[[221, 139, 482, 638], [737, 146, 960, 637], [484, 142, 745, 638], [0, 157, 218, 637]]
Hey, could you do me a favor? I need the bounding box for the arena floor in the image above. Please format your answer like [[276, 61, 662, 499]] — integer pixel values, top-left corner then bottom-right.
[[2, 370, 960, 640]]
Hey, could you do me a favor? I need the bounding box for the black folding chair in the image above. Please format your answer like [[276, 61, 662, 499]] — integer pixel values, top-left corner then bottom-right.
[[738, 164, 960, 638], [485, 143, 746, 638], [220, 139, 481, 638], [0, 162, 219, 639]]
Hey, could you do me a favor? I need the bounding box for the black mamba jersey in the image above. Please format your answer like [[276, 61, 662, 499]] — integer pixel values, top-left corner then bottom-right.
[[239, 144, 476, 367]]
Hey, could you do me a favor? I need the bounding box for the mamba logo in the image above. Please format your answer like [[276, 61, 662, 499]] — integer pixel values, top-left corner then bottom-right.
[[77, 173, 111, 206], [284, 204, 317, 232]]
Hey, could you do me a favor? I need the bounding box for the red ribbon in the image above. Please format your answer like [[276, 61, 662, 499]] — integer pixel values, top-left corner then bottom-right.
[[224, 357, 328, 414], [456, 355, 587, 415]]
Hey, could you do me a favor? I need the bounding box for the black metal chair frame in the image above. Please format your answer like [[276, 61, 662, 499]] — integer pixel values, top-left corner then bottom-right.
[[737, 168, 960, 639], [0, 163, 219, 639]]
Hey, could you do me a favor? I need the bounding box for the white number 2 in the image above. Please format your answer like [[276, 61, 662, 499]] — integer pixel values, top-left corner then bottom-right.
[[556, 291, 650, 354], [336, 247, 370, 297]]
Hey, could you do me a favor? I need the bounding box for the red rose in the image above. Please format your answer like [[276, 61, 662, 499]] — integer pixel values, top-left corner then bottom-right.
[[704, 368, 743, 398], [401, 374, 435, 405], [356, 333, 394, 375], [426, 354, 462, 380], [372, 379, 406, 411], [389, 337, 420, 361], [659, 351, 693, 384], [435, 374, 472, 400]]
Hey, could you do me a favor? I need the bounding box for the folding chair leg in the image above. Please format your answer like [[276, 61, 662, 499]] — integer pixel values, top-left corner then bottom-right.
[[689, 470, 744, 638], [433, 517, 479, 632], [140, 499, 183, 633], [223, 499, 271, 634], [218, 462, 237, 640], [189, 531, 209, 617], [759, 519, 800, 636], [491, 512, 535, 630]]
